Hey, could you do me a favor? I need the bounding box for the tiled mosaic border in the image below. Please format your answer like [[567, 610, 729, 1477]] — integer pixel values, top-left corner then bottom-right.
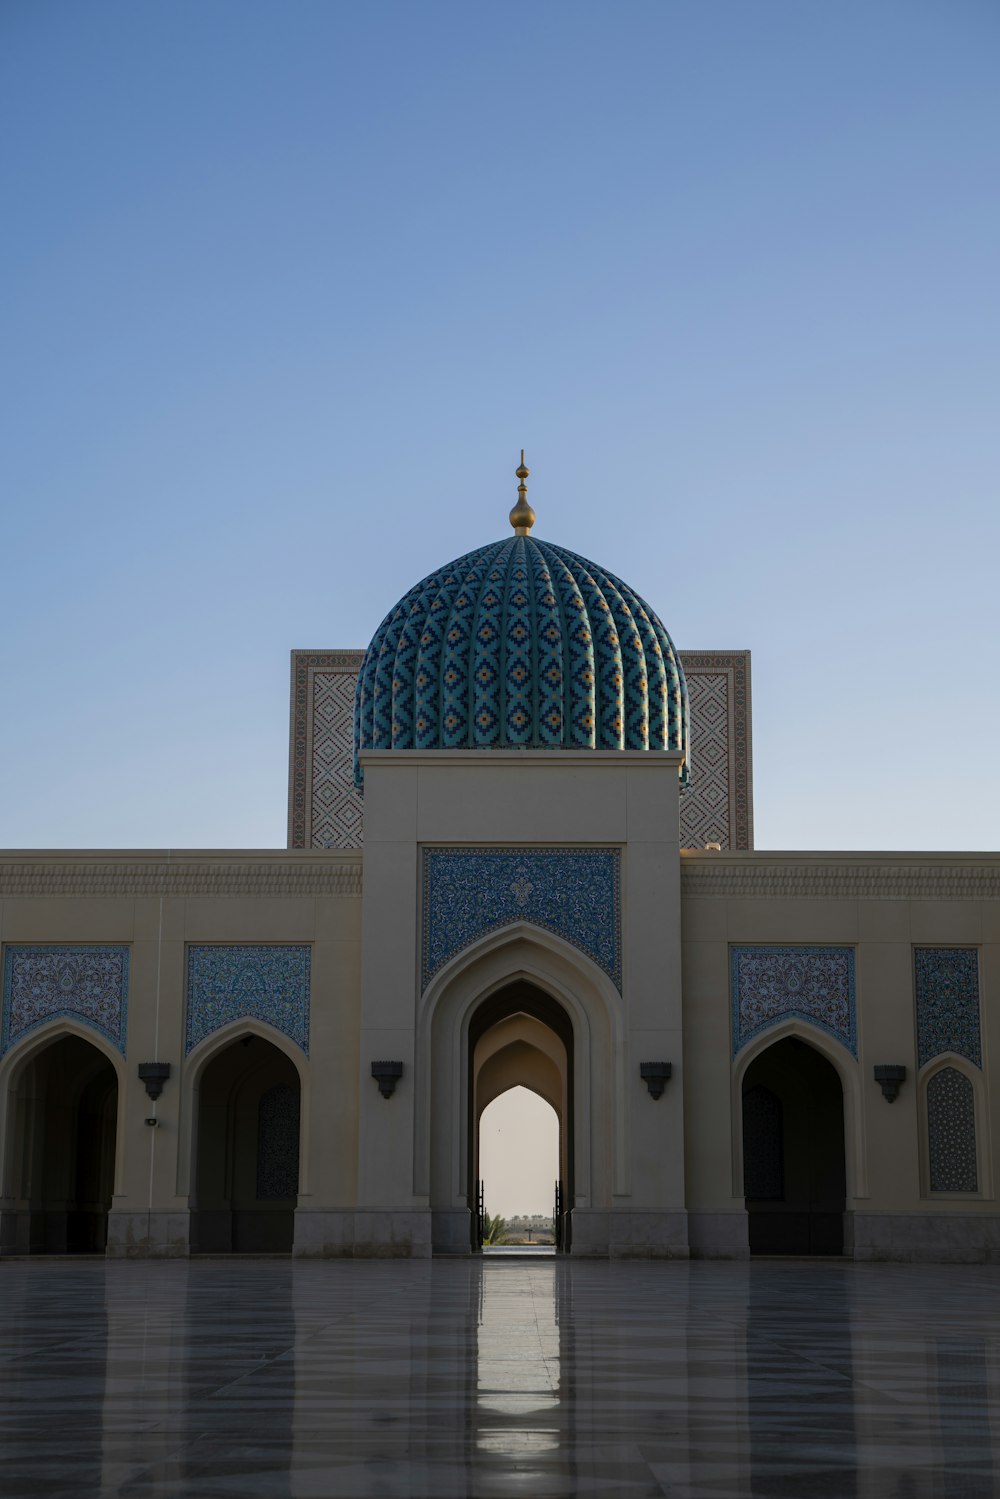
[[914, 948, 981, 1070], [185, 944, 311, 1056], [421, 846, 622, 992], [730, 945, 857, 1057], [1, 944, 130, 1055]]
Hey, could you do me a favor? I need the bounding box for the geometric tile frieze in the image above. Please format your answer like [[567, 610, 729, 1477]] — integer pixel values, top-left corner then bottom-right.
[[914, 948, 981, 1070], [289, 647, 753, 851], [422, 847, 621, 992], [1, 944, 130, 1055], [927, 1065, 978, 1193], [185, 945, 311, 1057], [731, 945, 857, 1057], [0, 860, 362, 899], [682, 860, 1000, 901]]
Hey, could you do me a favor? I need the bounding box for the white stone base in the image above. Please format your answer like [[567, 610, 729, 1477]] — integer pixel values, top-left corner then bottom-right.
[[432, 1209, 473, 1255], [106, 1211, 191, 1258], [292, 1210, 357, 1258], [293, 1210, 432, 1258], [607, 1210, 690, 1259], [687, 1211, 751, 1260], [850, 1213, 1000, 1264], [565, 1209, 690, 1258]]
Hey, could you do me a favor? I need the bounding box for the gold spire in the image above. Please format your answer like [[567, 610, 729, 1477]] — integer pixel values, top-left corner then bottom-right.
[[509, 449, 535, 536]]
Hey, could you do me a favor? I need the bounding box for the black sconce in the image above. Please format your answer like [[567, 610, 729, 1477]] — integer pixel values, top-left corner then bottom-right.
[[874, 1064, 907, 1103], [640, 1062, 672, 1100], [371, 1060, 403, 1099], [138, 1062, 171, 1101]]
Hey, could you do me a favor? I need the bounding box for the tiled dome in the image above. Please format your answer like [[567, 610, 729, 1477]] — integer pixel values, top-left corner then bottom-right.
[[353, 534, 688, 788]]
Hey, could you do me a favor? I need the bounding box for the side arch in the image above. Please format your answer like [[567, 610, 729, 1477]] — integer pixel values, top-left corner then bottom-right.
[[732, 1018, 866, 1203], [177, 1018, 310, 1200], [1, 1019, 128, 1201]]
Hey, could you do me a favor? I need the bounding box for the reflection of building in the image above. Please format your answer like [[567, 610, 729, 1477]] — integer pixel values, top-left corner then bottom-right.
[[1, 461, 997, 1262]]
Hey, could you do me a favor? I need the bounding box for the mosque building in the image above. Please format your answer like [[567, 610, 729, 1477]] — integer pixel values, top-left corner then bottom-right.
[[1, 458, 997, 1262]]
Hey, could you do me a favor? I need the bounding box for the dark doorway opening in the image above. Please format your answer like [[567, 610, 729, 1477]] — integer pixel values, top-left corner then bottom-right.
[[4, 1034, 118, 1253], [468, 982, 573, 1253], [192, 1035, 300, 1253], [742, 1036, 846, 1255]]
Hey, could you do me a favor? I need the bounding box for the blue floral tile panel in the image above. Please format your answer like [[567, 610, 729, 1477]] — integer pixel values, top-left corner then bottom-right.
[[422, 848, 621, 992], [731, 945, 856, 1057], [1, 945, 129, 1055], [186, 946, 311, 1056], [914, 948, 981, 1070]]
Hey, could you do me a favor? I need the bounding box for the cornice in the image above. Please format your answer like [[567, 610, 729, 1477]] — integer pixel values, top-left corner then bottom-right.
[[0, 852, 363, 899], [681, 851, 1000, 901]]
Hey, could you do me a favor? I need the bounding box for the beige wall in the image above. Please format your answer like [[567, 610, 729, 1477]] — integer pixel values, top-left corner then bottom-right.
[[682, 850, 1000, 1261], [0, 851, 362, 1257], [357, 749, 688, 1259], [1, 837, 998, 1261]]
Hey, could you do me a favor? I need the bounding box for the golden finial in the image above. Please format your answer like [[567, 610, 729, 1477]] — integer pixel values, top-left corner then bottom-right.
[[509, 449, 535, 536]]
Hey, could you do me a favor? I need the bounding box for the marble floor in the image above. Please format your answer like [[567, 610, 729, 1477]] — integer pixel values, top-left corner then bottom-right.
[[1, 1258, 999, 1498]]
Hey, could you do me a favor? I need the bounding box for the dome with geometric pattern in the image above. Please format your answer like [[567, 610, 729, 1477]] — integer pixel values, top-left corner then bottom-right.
[[354, 458, 688, 788]]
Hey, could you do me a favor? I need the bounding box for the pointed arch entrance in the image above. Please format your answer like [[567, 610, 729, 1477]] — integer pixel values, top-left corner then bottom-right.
[[469, 981, 573, 1250], [191, 1033, 301, 1253], [741, 1035, 847, 1255], [2, 1032, 119, 1254], [420, 925, 621, 1258]]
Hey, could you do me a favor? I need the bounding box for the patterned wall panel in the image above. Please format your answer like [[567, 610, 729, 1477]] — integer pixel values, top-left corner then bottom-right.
[[1, 945, 129, 1055], [742, 1085, 784, 1200], [915, 948, 981, 1069], [289, 648, 753, 850], [422, 847, 621, 992], [680, 653, 752, 851], [731, 946, 856, 1057], [185, 946, 311, 1056], [256, 1083, 301, 1200], [288, 651, 364, 849], [927, 1066, 978, 1193]]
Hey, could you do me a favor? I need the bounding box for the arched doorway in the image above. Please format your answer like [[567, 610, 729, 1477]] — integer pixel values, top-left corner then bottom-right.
[[3, 1033, 118, 1253], [468, 982, 573, 1251], [741, 1036, 846, 1255], [191, 1034, 301, 1253]]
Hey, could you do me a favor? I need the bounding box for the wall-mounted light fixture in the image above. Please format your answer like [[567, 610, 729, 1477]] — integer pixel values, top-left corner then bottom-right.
[[144, 1117, 159, 1128], [138, 1062, 171, 1101], [371, 1060, 403, 1099], [640, 1062, 672, 1100], [873, 1064, 907, 1103]]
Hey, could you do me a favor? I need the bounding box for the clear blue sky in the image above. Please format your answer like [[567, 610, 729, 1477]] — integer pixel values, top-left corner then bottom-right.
[[2, 1, 998, 850]]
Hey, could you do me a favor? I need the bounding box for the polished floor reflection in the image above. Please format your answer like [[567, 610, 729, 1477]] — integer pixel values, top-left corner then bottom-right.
[[2, 1258, 999, 1497]]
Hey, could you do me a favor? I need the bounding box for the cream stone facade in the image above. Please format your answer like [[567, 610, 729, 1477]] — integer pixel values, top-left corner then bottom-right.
[[2, 494, 998, 1263]]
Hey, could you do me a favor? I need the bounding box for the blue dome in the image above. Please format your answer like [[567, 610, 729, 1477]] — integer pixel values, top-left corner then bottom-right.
[[354, 535, 688, 786]]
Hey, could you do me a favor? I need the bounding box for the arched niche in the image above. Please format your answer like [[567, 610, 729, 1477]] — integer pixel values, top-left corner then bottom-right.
[[919, 1055, 988, 1198], [190, 1032, 302, 1253], [1, 1028, 120, 1254], [739, 1033, 847, 1255]]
